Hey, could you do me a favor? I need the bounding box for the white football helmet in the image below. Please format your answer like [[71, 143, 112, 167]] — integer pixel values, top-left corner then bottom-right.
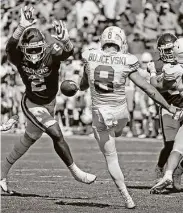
[[101, 26, 127, 53], [173, 38, 183, 63]]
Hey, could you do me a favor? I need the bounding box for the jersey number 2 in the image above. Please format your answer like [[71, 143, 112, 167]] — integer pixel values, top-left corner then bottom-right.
[[29, 75, 46, 92], [94, 65, 114, 93]]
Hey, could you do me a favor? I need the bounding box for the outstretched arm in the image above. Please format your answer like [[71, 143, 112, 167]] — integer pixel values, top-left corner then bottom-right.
[[6, 6, 37, 65], [129, 71, 175, 113], [51, 20, 74, 62], [80, 64, 89, 91]]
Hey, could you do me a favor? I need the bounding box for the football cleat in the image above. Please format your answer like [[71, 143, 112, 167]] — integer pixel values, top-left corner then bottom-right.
[[60, 80, 78, 97], [0, 178, 13, 194], [72, 171, 97, 184], [124, 197, 136, 209], [150, 176, 173, 194]]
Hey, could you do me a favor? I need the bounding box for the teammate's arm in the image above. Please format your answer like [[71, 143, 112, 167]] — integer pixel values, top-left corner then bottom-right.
[[6, 6, 37, 65], [129, 71, 175, 113]]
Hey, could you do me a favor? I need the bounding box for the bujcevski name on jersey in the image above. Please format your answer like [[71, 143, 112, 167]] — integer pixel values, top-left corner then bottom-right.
[[88, 53, 127, 65]]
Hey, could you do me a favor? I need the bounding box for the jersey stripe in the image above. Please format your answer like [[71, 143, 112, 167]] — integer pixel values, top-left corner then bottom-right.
[[21, 93, 47, 132]]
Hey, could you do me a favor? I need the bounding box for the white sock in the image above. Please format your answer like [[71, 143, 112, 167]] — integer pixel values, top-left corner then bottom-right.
[[164, 170, 173, 179], [68, 163, 83, 176], [105, 152, 132, 199]]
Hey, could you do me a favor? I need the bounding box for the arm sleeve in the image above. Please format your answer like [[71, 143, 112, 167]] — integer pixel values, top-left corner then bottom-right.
[[6, 37, 22, 66], [80, 60, 89, 91], [80, 50, 90, 91], [52, 42, 74, 63], [6, 25, 26, 66]]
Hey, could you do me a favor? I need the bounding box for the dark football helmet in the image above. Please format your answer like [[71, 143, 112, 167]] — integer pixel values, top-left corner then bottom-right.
[[157, 33, 177, 63], [19, 27, 46, 64]]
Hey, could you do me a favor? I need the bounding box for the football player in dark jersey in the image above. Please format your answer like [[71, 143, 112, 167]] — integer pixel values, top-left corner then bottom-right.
[[0, 6, 96, 193], [147, 33, 183, 193]]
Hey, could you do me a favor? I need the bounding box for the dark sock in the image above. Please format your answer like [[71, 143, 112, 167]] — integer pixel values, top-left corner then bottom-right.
[[53, 139, 73, 167], [157, 141, 174, 168]]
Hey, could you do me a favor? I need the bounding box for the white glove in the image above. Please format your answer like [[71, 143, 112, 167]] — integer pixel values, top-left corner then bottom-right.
[[20, 6, 37, 28], [51, 20, 70, 43], [147, 61, 156, 74]]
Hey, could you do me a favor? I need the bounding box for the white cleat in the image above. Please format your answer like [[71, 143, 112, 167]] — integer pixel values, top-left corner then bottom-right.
[[72, 172, 97, 184], [0, 178, 8, 192], [150, 176, 173, 194], [124, 197, 136, 209], [0, 178, 13, 194]]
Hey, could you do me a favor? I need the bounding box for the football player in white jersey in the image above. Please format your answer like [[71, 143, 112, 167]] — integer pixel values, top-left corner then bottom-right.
[[79, 26, 178, 208], [150, 37, 183, 193]]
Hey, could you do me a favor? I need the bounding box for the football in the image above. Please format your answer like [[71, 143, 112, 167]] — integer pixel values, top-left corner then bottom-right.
[[60, 80, 78, 97]]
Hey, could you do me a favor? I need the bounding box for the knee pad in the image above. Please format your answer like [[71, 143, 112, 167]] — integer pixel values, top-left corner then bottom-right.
[[21, 132, 37, 147], [13, 133, 37, 155]]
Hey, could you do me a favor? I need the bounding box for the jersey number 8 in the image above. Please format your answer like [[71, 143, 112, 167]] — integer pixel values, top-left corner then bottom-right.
[[94, 65, 114, 93]]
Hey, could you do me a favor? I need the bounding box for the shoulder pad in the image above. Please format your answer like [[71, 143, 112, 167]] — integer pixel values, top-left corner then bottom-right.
[[82, 48, 95, 60], [126, 54, 140, 71]]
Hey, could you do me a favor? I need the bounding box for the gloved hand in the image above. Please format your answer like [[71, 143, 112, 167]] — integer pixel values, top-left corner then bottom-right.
[[20, 6, 37, 28], [51, 20, 70, 43]]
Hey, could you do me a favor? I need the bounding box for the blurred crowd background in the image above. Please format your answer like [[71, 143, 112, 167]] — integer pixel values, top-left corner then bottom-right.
[[1, 0, 183, 137]]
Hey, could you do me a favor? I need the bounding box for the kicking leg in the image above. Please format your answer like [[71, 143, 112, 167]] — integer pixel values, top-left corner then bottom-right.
[[46, 122, 96, 184], [22, 96, 96, 184]]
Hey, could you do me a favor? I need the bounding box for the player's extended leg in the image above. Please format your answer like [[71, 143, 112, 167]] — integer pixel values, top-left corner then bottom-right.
[[46, 122, 96, 183], [155, 110, 180, 181], [92, 109, 135, 209], [0, 120, 43, 193], [151, 124, 183, 193], [20, 95, 96, 184]]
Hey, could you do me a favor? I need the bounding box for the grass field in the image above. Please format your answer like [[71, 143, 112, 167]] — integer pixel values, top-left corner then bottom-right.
[[1, 134, 183, 213]]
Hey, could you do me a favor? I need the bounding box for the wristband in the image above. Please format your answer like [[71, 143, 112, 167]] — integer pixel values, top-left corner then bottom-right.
[[63, 39, 74, 52], [13, 25, 25, 40]]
